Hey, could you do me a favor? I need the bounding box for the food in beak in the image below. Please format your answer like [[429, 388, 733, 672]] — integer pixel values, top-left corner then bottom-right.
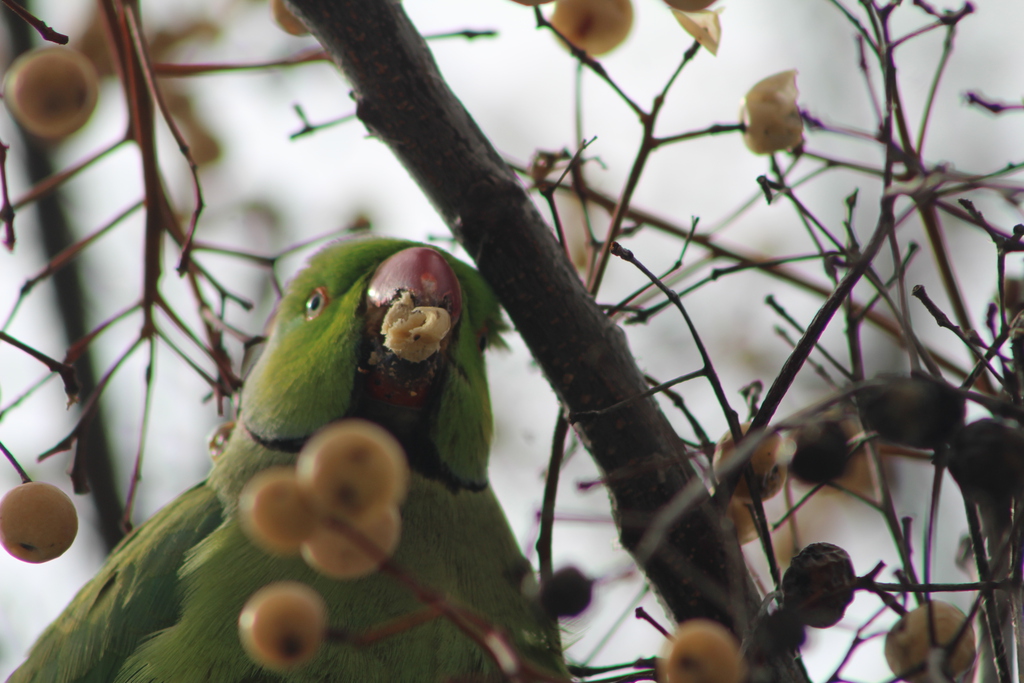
[[380, 291, 452, 363]]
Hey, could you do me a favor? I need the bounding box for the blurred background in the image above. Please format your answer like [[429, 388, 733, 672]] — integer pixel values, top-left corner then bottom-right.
[[1, 0, 1023, 679]]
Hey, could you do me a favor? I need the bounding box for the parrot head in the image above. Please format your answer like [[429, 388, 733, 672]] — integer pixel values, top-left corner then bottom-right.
[[239, 237, 506, 493]]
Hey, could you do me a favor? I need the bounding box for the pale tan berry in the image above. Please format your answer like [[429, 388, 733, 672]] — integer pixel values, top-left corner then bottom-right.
[[2, 47, 99, 139], [713, 423, 790, 504], [741, 70, 803, 155], [726, 498, 758, 545], [238, 581, 326, 670], [296, 420, 409, 522], [0, 482, 78, 563], [550, 0, 634, 56], [301, 505, 401, 579], [658, 618, 747, 683], [884, 602, 976, 683], [664, 0, 716, 12], [271, 0, 309, 36], [239, 467, 318, 555]]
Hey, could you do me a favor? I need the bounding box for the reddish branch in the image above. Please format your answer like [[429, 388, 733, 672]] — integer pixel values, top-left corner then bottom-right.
[[0, 0, 67, 44]]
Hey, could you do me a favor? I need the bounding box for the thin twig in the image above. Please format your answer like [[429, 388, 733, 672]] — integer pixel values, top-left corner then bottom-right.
[[0, 0, 67, 43], [537, 415, 569, 583]]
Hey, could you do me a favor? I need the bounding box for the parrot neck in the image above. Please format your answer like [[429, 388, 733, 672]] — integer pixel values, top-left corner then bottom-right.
[[241, 414, 489, 494]]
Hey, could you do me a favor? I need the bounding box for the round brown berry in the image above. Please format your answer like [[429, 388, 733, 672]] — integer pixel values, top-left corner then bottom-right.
[[538, 566, 593, 618], [781, 542, 855, 628], [550, 0, 634, 56], [238, 581, 326, 670], [948, 419, 1024, 506], [789, 419, 850, 484], [859, 375, 964, 450], [0, 481, 78, 563]]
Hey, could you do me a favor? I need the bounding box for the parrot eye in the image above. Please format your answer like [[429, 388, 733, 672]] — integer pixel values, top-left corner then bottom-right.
[[305, 287, 329, 320], [478, 332, 488, 352]]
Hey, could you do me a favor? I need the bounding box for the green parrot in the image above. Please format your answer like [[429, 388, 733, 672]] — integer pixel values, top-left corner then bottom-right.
[[9, 238, 565, 683]]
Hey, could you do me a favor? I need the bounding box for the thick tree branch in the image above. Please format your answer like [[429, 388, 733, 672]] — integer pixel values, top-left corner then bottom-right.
[[285, 1, 808, 680]]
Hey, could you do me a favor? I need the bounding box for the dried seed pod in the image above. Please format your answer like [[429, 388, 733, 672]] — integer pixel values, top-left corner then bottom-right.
[[740, 70, 803, 154], [884, 601, 976, 683], [789, 419, 850, 484], [538, 566, 593, 618], [713, 423, 790, 503], [948, 419, 1024, 505], [238, 581, 326, 670], [657, 618, 746, 683], [550, 0, 634, 56], [0, 482, 79, 563], [781, 542, 855, 628], [671, 8, 721, 56], [859, 376, 965, 450], [2, 47, 100, 139]]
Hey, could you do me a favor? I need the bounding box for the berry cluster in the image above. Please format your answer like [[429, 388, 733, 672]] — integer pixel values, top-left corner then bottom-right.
[[235, 419, 409, 670], [505, 0, 803, 155], [239, 418, 409, 578]]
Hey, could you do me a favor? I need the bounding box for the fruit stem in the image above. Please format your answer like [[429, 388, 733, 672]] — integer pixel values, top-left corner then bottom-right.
[[0, 440, 32, 483]]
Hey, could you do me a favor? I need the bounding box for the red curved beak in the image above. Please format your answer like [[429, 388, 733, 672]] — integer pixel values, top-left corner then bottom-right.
[[367, 247, 462, 324]]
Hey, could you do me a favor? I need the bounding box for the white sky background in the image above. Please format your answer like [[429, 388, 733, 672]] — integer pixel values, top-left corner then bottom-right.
[[1, 0, 1024, 679]]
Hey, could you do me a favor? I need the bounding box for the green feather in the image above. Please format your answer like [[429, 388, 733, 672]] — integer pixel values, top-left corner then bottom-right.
[[9, 237, 563, 683], [9, 485, 224, 683]]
